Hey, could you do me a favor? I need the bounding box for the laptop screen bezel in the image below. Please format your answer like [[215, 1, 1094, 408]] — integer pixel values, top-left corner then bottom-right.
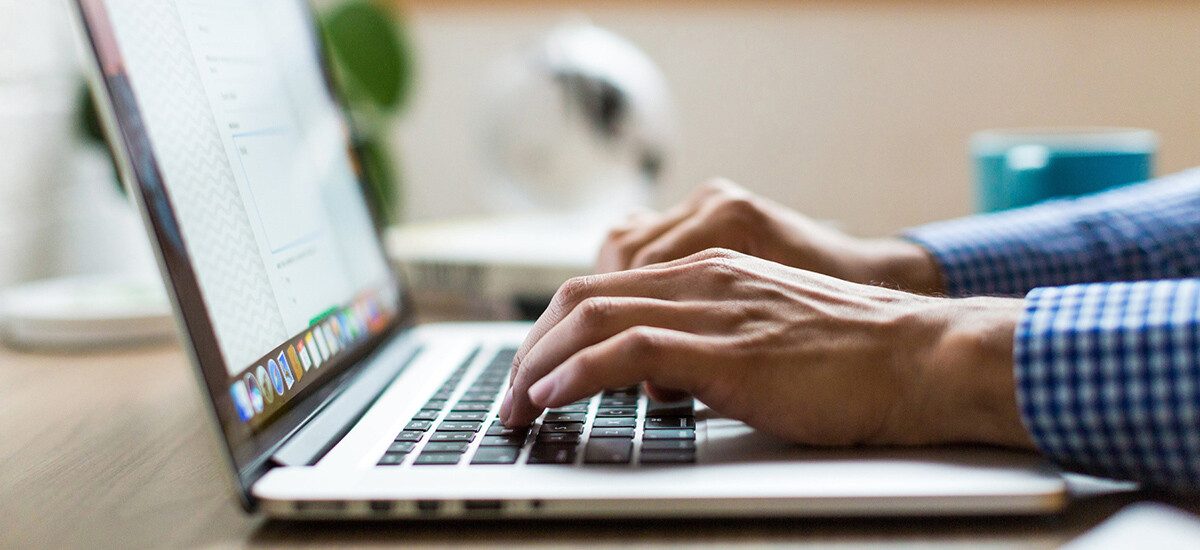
[[70, 0, 414, 510]]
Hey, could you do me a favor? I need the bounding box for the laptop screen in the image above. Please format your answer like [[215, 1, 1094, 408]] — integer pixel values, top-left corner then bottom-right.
[[75, 0, 402, 478]]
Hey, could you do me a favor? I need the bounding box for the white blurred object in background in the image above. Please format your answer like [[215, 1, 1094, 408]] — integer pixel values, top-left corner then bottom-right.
[[481, 20, 676, 221]]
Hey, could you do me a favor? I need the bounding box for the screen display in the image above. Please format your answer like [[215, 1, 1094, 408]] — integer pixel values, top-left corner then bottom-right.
[[78, 0, 399, 431]]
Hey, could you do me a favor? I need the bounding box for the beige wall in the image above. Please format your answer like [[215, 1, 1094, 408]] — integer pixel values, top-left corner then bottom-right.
[[392, 1, 1200, 236]]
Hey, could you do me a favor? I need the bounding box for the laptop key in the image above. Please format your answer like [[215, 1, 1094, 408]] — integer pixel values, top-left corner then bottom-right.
[[592, 417, 636, 428], [437, 421, 483, 432], [481, 434, 527, 446], [405, 420, 434, 432], [548, 403, 589, 413], [596, 408, 636, 418], [444, 411, 487, 422], [641, 439, 696, 451], [430, 390, 454, 400], [539, 422, 584, 434], [414, 453, 461, 465], [458, 392, 498, 403], [423, 441, 470, 453], [645, 416, 695, 430], [394, 430, 425, 442], [411, 410, 440, 421], [388, 441, 417, 453], [640, 450, 696, 464], [471, 446, 520, 465], [584, 438, 633, 464], [423, 399, 448, 410], [589, 427, 635, 438], [536, 432, 581, 444], [429, 432, 475, 442], [528, 444, 577, 464], [599, 397, 638, 408], [643, 429, 695, 440], [543, 412, 587, 423], [486, 422, 528, 437], [378, 453, 407, 466], [647, 399, 693, 417], [451, 402, 491, 412]]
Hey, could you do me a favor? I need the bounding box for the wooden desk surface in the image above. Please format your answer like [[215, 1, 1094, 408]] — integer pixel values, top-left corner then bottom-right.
[[1, 342, 1194, 549]]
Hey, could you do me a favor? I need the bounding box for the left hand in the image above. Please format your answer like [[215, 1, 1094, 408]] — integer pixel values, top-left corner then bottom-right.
[[498, 248, 1033, 448]]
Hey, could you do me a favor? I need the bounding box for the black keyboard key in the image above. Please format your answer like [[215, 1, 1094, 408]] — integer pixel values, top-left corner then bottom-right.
[[411, 410, 440, 421], [599, 397, 638, 408], [585, 438, 633, 464], [415, 453, 461, 465], [589, 427, 635, 438], [378, 453, 407, 466], [405, 420, 434, 432], [429, 432, 475, 442], [643, 429, 695, 440], [444, 411, 487, 422], [457, 391, 498, 403], [647, 399, 693, 417], [640, 450, 695, 464], [596, 408, 636, 418], [592, 417, 636, 428], [437, 421, 483, 432], [471, 446, 520, 465], [641, 439, 696, 451], [387, 441, 417, 454], [486, 422, 529, 436], [539, 422, 584, 434], [430, 390, 454, 400], [451, 402, 491, 412], [528, 444, 577, 464], [603, 386, 639, 397], [481, 434, 527, 446], [543, 412, 586, 423], [645, 416, 695, 429], [394, 430, 424, 442], [423, 441, 470, 453], [424, 399, 448, 410], [548, 403, 589, 413], [536, 432, 581, 444]]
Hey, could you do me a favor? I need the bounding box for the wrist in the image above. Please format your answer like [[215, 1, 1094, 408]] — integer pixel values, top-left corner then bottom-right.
[[919, 297, 1035, 449], [857, 238, 945, 295]]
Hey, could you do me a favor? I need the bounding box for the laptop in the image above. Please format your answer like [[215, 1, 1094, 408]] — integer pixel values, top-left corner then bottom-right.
[[70, 0, 1068, 519]]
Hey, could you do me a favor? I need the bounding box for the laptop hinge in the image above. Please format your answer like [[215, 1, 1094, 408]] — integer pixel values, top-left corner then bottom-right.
[[272, 334, 423, 467]]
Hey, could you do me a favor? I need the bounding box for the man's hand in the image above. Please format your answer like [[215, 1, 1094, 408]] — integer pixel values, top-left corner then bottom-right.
[[500, 249, 1034, 449], [597, 179, 945, 295]]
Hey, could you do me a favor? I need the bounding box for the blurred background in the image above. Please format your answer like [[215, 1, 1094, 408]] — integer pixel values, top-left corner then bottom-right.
[[2, 0, 1199, 298]]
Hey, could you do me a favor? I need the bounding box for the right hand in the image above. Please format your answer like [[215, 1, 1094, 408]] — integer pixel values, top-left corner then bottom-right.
[[597, 179, 945, 295]]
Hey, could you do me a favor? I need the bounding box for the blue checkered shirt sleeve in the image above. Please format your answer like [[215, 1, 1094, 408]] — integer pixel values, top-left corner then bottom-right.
[[903, 168, 1200, 492], [904, 167, 1200, 297]]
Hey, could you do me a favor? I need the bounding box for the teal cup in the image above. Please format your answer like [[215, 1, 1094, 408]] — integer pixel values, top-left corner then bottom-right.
[[970, 127, 1157, 212]]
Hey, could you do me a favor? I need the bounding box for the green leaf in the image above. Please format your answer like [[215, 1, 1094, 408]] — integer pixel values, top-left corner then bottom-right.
[[321, 0, 414, 113]]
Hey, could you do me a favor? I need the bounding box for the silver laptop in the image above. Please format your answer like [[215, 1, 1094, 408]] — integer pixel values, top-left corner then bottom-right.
[[71, 0, 1067, 519]]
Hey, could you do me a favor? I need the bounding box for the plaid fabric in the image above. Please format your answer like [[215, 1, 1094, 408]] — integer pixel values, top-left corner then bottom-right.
[[905, 168, 1200, 491], [904, 167, 1200, 297], [1016, 281, 1200, 492]]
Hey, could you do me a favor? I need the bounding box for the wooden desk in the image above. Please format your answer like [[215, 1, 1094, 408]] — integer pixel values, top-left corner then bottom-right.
[[1, 343, 1194, 549]]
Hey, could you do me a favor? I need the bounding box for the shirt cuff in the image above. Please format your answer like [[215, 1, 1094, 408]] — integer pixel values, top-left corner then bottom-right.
[[1012, 280, 1200, 493]]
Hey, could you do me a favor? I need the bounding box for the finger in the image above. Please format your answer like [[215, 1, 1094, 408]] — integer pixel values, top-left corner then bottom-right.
[[644, 382, 690, 403], [628, 206, 745, 268], [595, 181, 730, 273], [525, 326, 716, 411], [506, 297, 731, 425]]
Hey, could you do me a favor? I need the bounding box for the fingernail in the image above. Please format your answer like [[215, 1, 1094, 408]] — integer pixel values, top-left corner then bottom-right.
[[528, 376, 557, 407], [498, 388, 513, 422]]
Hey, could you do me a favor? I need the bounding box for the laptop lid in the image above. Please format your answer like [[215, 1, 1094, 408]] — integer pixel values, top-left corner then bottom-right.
[[71, 0, 410, 508]]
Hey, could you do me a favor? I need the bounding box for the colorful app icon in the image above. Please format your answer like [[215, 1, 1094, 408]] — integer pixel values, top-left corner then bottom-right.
[[230, 380, 254, 422], [278, 352, 295, 389], [325, 323, 339, 354], [297, 339, 312, 371], [244, 372, 264, 413], [268, 359, 286, 396], [257, 365, 274, 404], [330, 316, 344, 345], [286, 346, 303, 381], [313, 327, 329, 361], [305, 333, 321, 367]]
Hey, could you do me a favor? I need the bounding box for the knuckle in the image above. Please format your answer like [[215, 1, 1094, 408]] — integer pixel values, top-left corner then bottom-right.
[[575, 297, 615, 329], [618, 326, 660, 357], [556, 275, 597, 306], [715, 195, 763, 224]]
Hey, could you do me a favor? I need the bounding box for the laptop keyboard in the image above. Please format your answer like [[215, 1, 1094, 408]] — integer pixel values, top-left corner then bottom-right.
[[376, 347, 696, 467]]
